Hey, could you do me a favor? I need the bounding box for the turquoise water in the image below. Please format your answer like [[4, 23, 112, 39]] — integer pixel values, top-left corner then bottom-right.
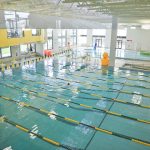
[[0, 55, 150, 150]]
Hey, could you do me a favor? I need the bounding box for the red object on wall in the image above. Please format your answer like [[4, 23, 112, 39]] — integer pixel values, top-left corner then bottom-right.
[[44, 50, 52, 56]]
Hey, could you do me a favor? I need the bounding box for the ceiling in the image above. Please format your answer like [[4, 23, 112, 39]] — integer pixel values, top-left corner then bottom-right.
[[0, 0, 150, 28]]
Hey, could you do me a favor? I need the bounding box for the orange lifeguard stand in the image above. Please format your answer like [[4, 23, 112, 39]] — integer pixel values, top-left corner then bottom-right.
[[101, 52, 109, 66]]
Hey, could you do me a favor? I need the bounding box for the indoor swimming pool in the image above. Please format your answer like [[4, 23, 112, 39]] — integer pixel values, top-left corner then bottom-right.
[[0, 54, 150, 150]]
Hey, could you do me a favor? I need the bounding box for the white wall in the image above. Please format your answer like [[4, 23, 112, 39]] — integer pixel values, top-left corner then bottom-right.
[[126, 28, 150, 51]]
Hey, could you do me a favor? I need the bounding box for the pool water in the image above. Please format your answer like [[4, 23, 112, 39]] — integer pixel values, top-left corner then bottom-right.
[[0, 53, 150, 150]]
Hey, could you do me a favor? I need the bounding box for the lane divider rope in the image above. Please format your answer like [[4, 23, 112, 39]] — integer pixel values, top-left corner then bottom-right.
[[0, 115, 80, 150], [0, 98, 150, 147], [1, 83, 150, 125], [9, 78, 150, 110]]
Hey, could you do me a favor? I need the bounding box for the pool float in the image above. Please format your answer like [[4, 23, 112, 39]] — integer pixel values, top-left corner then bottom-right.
[[44, 50, 52, 57]]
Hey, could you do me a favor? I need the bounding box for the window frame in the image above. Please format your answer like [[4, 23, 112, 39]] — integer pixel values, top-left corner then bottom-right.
[[0, 47, 12, 59], [32, 29, 41, 36]]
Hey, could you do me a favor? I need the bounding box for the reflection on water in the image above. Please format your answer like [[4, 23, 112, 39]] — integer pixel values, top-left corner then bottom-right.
[[132, 93, 142, 104], [3, 146, 13, 150], [101, 66, 108, 75], [96, 99, 107, 109], [29, 124, 39, 139], [48, 111, 57, 120]]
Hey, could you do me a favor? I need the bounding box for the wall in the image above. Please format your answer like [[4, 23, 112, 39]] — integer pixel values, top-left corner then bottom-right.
[[126, 28, 150, 51], [0, 29, 45, 48]]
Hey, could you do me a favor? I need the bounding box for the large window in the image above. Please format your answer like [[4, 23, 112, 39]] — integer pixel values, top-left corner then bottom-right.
[[0, 47, 11, 58], [92, 29, 106, 48], [117, 29, 127, 49], [5, 11, 29, 38], [20, 44, 28, 53], [58, 29, 67, 48], [32, 29, 41, 36], [70, 29, 77, 46], [7, 29, 24, 38], [47, 29, 53, 37], [44, 29, 53, 50], [44, 39, 53, 50]]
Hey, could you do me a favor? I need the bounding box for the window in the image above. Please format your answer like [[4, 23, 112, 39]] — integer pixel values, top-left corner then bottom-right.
[[0, 47, 11, 58], [58, 29, 67, 48], [92, 36, 105, 48], [30, 43, 36, 52], [44, 39, 53, 50], [71, 29, 77, 36], [5, 11, 29, 38], [44, 29, 53, 49], [58, 29, 66, 37], [92, 29, 106, 48], [20, 44, 28, 54], [117, 29, 127, 49], [47, 39, 53, 49], [32, 29, 41, 36], [70, 29, 77, 46], [70, 36, 77, 46], [47, 29, 53, 37], [7, 28, 24, 38], [44, 42, 48, 50]]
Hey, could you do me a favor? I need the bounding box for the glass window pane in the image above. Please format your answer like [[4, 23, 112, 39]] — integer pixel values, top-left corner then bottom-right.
[[47, 29, 53, 37], [32, 29, 41, 36], [1, 47, 11, 58], [58, 38, 62, 47], [62, 29, 66, 36], [44, 42, 48, 50], [20, 44, 28, 53], [58, 29, 61, 37], [5, 11, 29, 38], [48, 39, 52, 49], [62, 38, 66, 47]]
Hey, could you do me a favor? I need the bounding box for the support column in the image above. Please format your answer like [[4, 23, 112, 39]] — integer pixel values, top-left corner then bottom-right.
[[109, 17, 118, 67], [36, 43, 44, 56], [105, 29, 111, 49], [11, 46, 21, 58], [86, 29, 93, 47], [52, 29, 59, 52], [0, 10, 6, 28]]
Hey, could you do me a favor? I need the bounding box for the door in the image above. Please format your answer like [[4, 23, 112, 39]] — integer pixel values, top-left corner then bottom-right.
[[116, 40, 122, 49]]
